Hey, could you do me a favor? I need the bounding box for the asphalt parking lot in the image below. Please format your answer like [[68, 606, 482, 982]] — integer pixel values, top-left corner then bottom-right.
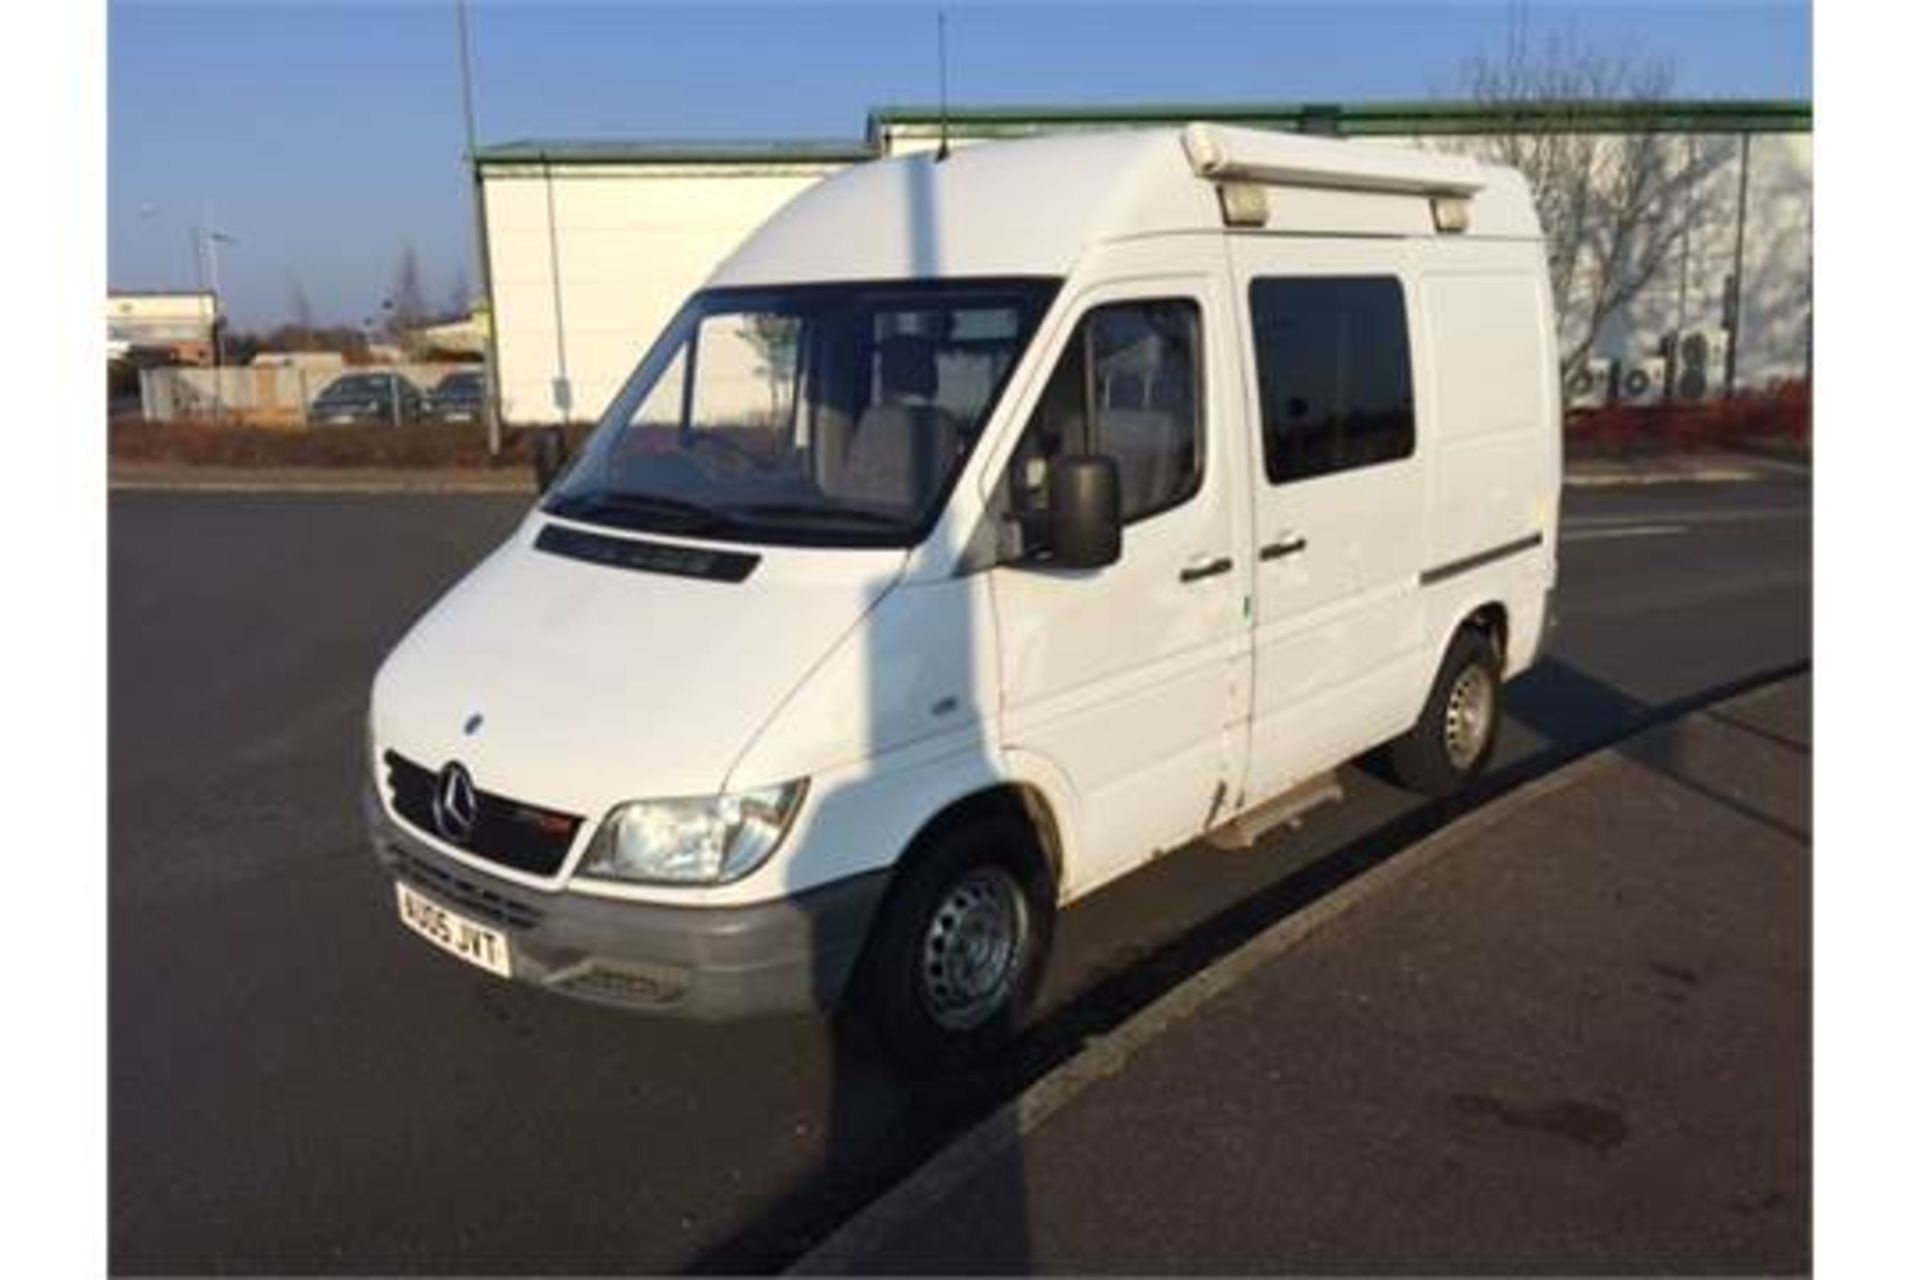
[[108, 474, 1810, 1274]]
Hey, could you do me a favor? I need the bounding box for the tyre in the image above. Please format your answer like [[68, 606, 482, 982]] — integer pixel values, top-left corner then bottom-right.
[[1387, 626, 1503, 797], [848, 813, 1055, 1074]]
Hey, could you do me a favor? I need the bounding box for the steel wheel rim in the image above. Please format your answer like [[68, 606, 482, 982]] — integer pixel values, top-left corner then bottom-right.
[[1444, 663, 1495, 770], [918, 866, 1029, 1031]]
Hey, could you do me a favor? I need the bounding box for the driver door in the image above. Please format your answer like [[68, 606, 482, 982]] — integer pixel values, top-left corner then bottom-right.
[[987, 260, 1252, 900]]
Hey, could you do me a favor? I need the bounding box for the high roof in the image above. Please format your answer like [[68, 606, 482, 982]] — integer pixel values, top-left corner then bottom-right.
[[707, 126, 1538, 289]]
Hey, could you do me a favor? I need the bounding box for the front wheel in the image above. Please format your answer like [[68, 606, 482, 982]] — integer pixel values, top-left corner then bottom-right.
[[848, 815, 1055, 1074], [1387, 627, 1503, 797]]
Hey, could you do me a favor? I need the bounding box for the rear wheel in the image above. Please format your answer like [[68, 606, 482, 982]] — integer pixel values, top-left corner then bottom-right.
[[1387, 626, 1503, 797], [848, 814, 1055, 1074]]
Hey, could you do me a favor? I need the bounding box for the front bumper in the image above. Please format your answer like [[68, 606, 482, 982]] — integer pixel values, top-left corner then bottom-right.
[[364, 788, 889, 1020]]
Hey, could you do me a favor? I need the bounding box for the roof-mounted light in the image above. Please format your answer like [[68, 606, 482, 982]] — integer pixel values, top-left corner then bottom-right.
[[1216, 182, 1269, 228], [1181, 122, 1486, 199], [1431, 195, 1472, 233]]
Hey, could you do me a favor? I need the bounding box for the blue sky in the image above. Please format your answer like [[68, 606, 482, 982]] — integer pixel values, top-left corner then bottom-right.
[[107, 1, 1811, 330]]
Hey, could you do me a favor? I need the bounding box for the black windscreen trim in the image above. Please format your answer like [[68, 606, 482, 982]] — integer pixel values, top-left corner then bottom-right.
[[535, 522, 760, 583]]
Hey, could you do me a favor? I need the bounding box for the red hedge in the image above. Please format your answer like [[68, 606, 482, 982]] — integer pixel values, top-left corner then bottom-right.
[[1567, 380, 1810, 458], [109, 418, 594, 470], [113, 382, 1810, 470]]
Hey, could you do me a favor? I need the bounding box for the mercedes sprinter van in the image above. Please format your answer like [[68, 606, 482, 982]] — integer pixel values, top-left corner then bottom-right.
[[366, 124, 1560, 1066]]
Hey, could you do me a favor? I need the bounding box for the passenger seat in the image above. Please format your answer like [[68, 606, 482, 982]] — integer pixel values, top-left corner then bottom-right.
[[826, 335, 959, 511]]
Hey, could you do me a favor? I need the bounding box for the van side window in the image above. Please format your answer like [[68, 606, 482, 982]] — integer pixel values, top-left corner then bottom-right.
[[1004, 298, 1203, 533], [1249, 277, 1414, 483]]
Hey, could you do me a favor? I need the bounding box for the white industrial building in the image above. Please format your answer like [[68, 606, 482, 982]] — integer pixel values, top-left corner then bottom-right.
[[474, 101, 1811, 428], [106, 290, 219, 365]]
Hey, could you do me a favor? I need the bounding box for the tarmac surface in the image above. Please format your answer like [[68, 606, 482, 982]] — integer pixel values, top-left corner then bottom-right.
[[804, 677, 1810, 1274], [108, 473, 1809, 1273]]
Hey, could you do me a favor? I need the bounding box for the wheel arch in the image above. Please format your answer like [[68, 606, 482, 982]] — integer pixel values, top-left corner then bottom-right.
[[890, 780, 1067, 895], [1458, 600, 1510, 670], [1409, 596, 1513, 724]]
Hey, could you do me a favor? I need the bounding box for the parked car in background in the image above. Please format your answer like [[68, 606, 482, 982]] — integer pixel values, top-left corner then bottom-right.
[[426, 369, 489, 424], [310, 371, 424, 426]]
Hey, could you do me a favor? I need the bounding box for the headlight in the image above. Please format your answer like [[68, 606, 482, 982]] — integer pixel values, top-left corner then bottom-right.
[[578, 781, 806, 885]]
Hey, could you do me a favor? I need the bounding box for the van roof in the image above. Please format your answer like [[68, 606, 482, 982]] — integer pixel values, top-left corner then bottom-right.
[[708, 124, 1539, 289]]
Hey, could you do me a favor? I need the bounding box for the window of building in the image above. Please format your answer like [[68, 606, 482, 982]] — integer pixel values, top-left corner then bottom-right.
[[1249, 277, 1414, 483]]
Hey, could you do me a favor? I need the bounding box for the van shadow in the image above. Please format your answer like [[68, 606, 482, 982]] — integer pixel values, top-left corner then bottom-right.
[[695, 149, 1036, 1273], [691, 652, 1808, 1273]]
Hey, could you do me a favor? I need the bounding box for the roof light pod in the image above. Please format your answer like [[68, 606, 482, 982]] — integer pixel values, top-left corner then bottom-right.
[[1180, 121, 1486, 198], [1216, 182, 1269, 228], [1431, 195, 1472, 233]]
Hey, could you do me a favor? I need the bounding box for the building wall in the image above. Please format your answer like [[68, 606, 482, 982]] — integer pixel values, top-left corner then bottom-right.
[[1713, 132, 1812, 387], [481, 118, 1810, 427], [1390, 130, 1813, 395], [107, 291, 218, 358], [481, 162, 844, 425]]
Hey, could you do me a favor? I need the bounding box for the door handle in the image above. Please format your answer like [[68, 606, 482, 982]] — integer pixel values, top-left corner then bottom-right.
[[1179, 556, 1234, 583], [1259, 534, 1309, 562]]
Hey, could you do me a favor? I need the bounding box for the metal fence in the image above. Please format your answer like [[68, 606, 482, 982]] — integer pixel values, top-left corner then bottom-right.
[[138, 363, 478, 427]]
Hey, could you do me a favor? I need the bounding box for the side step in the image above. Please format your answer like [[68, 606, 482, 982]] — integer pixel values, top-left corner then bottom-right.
[[1204, 771, 1344, 851]]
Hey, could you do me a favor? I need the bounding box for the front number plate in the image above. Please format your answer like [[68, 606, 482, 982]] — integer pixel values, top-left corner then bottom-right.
[[395, 881, 512, 978]]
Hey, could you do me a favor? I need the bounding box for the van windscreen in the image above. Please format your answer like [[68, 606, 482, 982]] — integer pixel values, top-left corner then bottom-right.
[[547, 278, 1061, 548]]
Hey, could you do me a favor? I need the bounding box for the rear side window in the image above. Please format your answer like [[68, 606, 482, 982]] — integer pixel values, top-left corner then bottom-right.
[[1249, 277, 1414, 484], [1006, 298, 1203, 526]]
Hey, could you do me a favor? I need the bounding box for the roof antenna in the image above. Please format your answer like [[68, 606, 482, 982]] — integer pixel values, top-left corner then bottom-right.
[[935, 8, 951, 161]]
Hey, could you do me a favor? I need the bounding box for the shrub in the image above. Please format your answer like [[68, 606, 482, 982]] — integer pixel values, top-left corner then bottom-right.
[[1566, 380, 1810, 459], [109, 418, 595, 470]]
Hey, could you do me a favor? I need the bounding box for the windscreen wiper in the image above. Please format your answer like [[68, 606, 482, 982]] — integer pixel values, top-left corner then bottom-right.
[[722, 502, 909, 529], [549, 490, 735, 536]]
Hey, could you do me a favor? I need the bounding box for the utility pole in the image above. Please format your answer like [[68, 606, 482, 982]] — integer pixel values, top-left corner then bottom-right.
[[455, 0, 505, 457], [541, 153, 572, 426], [203, 218, 228, 368], [1723, 132, 1751, 398], [198, 204, 236, 420], [936, 9, 951, 161], [1676, 133, 1695, 334]]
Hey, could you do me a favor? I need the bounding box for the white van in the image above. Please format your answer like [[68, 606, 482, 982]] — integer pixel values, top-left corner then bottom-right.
[[366, 124, 1559, 1066]]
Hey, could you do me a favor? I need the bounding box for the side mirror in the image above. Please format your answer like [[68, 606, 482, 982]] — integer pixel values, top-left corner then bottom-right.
[[1046, 454, 1122, 569], [531, 427, 570, 494]]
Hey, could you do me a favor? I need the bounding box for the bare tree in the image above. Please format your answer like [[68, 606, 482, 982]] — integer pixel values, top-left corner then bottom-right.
[[442, 265, 472, 323], [1461, 27, 1732, 376], [287, 280, 316, 350], [740, 313, 801, 423], [387, 244, 429, 352]]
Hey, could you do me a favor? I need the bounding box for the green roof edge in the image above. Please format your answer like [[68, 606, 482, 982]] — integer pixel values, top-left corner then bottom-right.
[[868, 98, 1812, 137], [475, 138, 878, 166], [474, 98, 1811, 166]]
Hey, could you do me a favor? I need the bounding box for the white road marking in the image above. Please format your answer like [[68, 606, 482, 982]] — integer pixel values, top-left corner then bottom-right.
[[1563, 507, 1807, 529], [1564, 468, 1760, 488], [1562, 524, 1690, 542]]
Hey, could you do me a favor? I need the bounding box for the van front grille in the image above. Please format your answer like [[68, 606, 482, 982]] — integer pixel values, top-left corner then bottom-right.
[[383, 751, 582, 878]]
